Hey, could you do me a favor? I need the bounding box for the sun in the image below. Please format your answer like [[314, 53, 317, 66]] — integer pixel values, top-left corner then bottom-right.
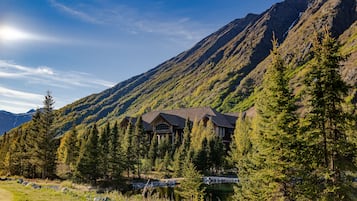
[[0, 25, 34, 41]]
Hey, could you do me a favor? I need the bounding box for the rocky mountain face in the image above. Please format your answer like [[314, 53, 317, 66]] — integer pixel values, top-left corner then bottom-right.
[[54, 0, 356, 134], [0, 110, 34, 135]]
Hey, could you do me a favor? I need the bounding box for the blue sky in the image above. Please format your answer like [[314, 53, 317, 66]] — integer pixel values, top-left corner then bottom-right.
[[0, 0, 281, 113]]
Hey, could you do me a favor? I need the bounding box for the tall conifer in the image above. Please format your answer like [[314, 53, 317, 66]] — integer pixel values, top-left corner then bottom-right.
[[301, 30, 356, 200], [238, 38, 299, 200], [75, 124, 100, 184]]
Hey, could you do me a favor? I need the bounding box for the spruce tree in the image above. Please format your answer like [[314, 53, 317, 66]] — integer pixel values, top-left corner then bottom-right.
[[172, 146, 183, 177], [230, 114, 256, 200], [27, 110, 43, 178], [108, 121, 123, 181], [75, 124, 100, 184], [57, 125, 79, 177], [41, 91, 56, 178], [193, 137, 208, 173], [99, 122, 110, 178], [179, 160, 205, 201], [122, 120, 135, 177], [162, 150, 171, 171], [133, 116, 145, 178], [301, 30, 356, 200], [148, 133, 158, 169], [209, 136, 225, 173], [240, 38, 299, 200]]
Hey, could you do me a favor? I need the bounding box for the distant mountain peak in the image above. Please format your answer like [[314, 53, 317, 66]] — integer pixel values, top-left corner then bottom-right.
[[0, 110, 33, 135], [26, 109, 36, 114]]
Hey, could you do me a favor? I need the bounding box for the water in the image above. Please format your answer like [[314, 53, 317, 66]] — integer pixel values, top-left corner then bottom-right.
[[149, 183, 235, 200]]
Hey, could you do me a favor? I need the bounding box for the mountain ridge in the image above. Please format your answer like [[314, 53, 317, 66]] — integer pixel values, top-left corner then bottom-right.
[[0, 110, 34, 134], [47, 0, 356, 135]]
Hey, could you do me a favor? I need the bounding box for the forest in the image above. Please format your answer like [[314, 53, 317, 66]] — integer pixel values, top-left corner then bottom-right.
[[0, 30, 356, 200]]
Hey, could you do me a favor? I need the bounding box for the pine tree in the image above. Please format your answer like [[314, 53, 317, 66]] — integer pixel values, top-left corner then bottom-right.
[[301, 30, 356, 200], [162, 150, 171, 171], [148, 133, 158, 169], [108, 121, 123, 181], [182, 118, 192, 153], [172, 147, 183, 177], [40, 91, 57, 178], [208, 136, 225, 173], [230, 114, 256, 200], [122, 120, 135, 177], [191, 120, 204, 152], [173, 119, 192, 177], [75, 124, 100, 184], [26, 110, 43, 178], [133, 116, 145, 178], [238, 38, 299, 200], [99, 122, 110, 178], [193, 137, 208, 173], [179, 160, 205, 201], [57, 124, 79, 177]]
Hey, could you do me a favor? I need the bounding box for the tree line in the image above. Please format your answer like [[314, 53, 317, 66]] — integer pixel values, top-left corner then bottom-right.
[[0, 99, 226, 187], [0, 30, 355, 200], [229, 31, 357, 200]]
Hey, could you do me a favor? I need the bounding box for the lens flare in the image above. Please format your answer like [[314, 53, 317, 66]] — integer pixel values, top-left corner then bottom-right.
[[0, 25, 37, 41]]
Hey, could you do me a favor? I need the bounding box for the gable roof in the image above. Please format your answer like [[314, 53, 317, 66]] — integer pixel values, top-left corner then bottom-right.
[[142, 107, 235, 129]]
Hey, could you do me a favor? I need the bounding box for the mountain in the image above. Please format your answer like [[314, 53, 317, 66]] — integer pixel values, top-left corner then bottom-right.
[[0, 110, 35, 135], [53, 0, 356, 135]]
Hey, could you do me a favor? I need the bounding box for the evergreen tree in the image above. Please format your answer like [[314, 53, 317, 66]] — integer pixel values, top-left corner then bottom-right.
[[158, 135, 171, 159], [301, 30, 356, 200], [179, 160, 205, 201], [57, 125, 79, 177], [238, 38, 299, 200], [40, 91, 57, 178], [133, 116, 146, 178], [193, 137, 208, 173], [108, 121, 123, 181], [75, 124, 100, 184], [190, 120, 204, 152], [122, 120, 135, 177], [208, 136, 225, 173], [6, 129, 22, 176], [173, 120, 192, 177], [162, 150, 171, 171], [230, 114, 256, 200], [99, 122, 110, 178], [148, 133, 158, 169], [27, 110, 43, 178], [182, 118, 192, 153]]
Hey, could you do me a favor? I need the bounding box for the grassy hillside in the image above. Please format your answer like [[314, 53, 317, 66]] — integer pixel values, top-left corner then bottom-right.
[[47, 0, 356, 135]]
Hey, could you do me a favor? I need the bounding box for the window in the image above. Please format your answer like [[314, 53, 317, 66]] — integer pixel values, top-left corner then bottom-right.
[[156, 123, 170, 131]]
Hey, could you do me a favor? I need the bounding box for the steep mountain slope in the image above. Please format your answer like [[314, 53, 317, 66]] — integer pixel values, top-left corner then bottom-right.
[[0, 110, 34, 135], [54, 0, 356, 135], [228, 0, 357, 111]]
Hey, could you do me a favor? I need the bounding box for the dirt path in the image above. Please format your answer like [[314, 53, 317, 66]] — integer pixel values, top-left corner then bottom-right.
[[0, 188, 12, 201]]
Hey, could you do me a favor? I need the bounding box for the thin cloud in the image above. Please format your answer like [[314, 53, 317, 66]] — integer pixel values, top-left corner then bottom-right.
[[0, 95, 42, 114], [0, 60, 115, 88], [0, 86, 43, 101], [49, 0, 104, 25], [49, 0, 210, 42]]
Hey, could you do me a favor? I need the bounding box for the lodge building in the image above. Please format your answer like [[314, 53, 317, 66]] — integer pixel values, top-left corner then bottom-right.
[[120, 107, 238, 146]]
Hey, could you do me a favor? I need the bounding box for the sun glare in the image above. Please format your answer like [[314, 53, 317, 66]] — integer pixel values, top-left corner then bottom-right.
[[0, 26, 34, 41]]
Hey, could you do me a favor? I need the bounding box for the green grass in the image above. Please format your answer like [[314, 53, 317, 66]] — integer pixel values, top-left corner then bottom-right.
[[0, 180, 87, 201], [0, 180, 169, 201]]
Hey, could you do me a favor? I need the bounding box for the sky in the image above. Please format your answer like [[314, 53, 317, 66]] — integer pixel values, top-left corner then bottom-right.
[[0, 0, 282, 113]]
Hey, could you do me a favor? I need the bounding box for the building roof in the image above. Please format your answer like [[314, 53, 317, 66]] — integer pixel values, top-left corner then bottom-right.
[[141, 107, 236, 129]]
